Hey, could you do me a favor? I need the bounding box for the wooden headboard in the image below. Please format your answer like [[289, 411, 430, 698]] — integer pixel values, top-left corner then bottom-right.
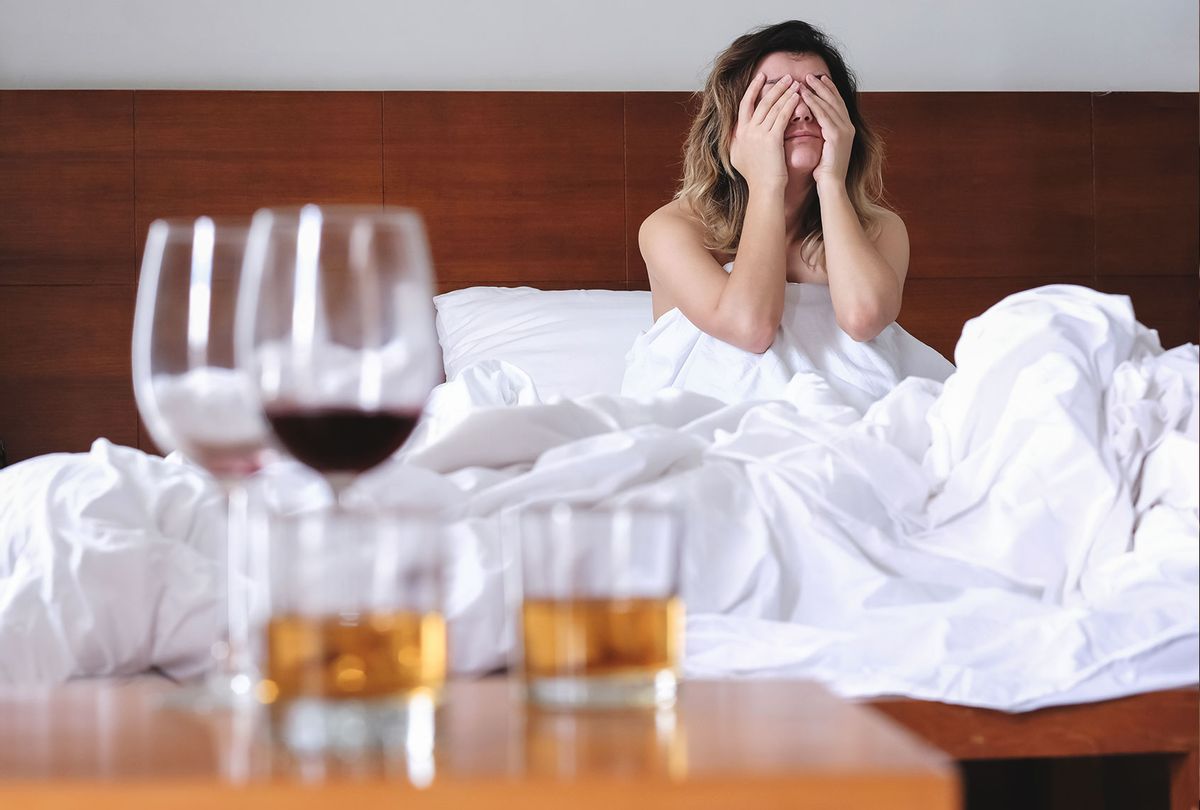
[[1, 90, 1196, 463]]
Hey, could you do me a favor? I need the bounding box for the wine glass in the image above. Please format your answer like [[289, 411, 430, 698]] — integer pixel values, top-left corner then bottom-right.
[[235, 204, 440, 500], [132, 216, 270, 706]]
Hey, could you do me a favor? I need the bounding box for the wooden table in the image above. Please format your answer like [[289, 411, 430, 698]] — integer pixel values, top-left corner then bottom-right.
[[872, 688, 1200, 810], [0, 677, 958, 809]]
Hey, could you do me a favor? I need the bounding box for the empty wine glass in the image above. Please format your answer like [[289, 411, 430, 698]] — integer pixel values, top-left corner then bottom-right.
[[235, 205, 440, 500], [132, 216, 270, 706]]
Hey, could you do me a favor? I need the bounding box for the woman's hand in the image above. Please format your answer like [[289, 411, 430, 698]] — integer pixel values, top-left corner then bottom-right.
[[800, 73, 855, 190], [730, 72, 802, 192]]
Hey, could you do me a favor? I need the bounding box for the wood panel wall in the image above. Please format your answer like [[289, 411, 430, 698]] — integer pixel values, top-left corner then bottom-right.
[[1, 90, 1196, 464]]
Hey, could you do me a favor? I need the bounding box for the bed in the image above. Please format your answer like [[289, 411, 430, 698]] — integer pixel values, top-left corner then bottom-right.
[[0, 88, 1197, 808]]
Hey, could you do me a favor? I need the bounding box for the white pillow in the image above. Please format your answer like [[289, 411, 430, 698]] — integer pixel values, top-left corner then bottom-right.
[[434, 286, 653, 400]]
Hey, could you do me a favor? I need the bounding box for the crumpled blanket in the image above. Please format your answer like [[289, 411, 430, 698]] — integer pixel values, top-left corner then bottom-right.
[[622, 280, 955, 411], [1, 285, 1196, 711]]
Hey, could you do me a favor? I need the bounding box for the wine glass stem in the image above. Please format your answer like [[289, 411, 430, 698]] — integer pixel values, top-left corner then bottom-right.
[[326, 473, 353, 510], [221, 479, 252, 690]]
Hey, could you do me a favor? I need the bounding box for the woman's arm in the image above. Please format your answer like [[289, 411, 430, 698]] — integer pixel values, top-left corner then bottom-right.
[[641, 190, 787, 354], [642, 73, 802, 354], [801, 73, 909, 342], [818, 190, 908, 341]]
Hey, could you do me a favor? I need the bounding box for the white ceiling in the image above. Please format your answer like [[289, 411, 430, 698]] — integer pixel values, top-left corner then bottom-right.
[[1, 0, 1196, 91]]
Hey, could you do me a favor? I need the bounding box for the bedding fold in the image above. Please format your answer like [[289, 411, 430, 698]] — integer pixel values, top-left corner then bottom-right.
[[0, 284, 1196, 711]]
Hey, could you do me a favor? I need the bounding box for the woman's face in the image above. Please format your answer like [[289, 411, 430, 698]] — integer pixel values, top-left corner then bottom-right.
[[752, 51, 832, 176]]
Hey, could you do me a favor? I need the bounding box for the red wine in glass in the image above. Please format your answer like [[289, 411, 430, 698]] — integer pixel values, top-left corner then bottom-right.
[[264, 406, 421, 473]]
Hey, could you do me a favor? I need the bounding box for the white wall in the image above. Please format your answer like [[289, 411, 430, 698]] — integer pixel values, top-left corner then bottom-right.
[[0, 0, 1195, 92]]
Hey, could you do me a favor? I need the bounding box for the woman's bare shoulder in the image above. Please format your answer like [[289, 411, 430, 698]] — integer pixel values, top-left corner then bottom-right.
[[639, 200, 729, 265], [872, 208, 907, 239], [871, 208, 911, 279], [641, 199, 703, 237]]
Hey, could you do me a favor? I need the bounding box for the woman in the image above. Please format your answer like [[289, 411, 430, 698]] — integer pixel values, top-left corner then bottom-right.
[[624, 20, 951, 408], [644, 19, 903, 350]]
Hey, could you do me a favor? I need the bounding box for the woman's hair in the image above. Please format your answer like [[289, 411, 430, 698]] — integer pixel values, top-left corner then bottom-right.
[[678, 20, 889, 262]]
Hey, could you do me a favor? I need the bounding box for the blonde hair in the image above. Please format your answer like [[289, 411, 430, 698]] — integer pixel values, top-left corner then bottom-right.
[[678, 20, 890, 264]]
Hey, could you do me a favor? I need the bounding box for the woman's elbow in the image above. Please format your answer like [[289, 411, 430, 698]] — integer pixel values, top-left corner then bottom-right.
[[708, 304, 780, 353], [733, 319, 778, 354], [709, 313, 777, 353], [838, 306, 891, 343]]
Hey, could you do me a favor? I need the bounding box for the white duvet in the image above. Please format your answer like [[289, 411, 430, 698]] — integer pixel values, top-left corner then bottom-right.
[[1, 284, 1196, 711], [622, 280, 956, 410]]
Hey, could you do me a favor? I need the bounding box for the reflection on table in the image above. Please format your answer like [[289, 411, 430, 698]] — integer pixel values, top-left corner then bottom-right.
[[0, 676, 958, 810]]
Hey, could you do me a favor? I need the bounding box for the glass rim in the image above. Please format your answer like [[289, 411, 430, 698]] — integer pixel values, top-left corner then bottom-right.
[[515, 502, 684, 522], [145, 215, 252, 238], [249, 203, 425, 225], [264, 503, 449, 525]]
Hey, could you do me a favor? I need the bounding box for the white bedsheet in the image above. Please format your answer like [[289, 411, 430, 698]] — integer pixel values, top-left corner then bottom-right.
[[622, 281, 956, 411], [0, 285, 1196, 711]]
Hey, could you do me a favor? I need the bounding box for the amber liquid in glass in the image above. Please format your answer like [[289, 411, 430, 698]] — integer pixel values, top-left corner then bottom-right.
[[261, 610, 446, 703], [521, 596, 682, 678]]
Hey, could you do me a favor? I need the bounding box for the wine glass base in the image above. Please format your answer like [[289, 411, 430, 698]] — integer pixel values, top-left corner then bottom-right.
[[524, 671, 678, 710], [156, 672, 260, 714], [270, 692, 437, 758]]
